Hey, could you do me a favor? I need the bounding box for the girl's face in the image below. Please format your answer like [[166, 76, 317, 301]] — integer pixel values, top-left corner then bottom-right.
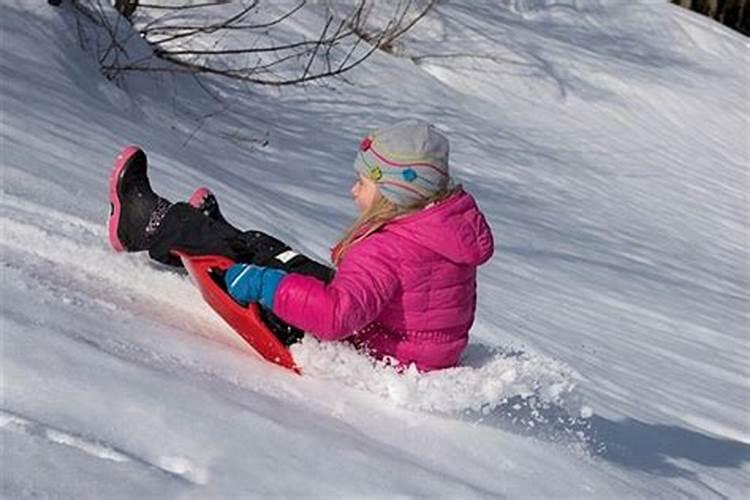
[[351, 175, 378, 212]]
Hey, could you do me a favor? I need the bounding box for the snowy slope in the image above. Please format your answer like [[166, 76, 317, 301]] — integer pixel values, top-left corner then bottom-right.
[[2, 0, 748, 498]]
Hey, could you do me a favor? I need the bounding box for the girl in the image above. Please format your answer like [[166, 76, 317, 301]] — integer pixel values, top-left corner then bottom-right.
[[108, 119, 494, 371]]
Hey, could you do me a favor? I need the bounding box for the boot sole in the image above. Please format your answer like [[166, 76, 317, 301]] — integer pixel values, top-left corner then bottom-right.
[[188, 187, 212, 209], [107, 146, 145, 252]]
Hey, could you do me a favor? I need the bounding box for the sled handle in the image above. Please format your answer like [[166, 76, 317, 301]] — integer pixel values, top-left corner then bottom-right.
[[174, 251, 300, 374]]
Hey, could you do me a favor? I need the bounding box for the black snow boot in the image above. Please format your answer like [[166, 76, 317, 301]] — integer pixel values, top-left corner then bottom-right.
[[188, 187, 231, 227], [108, 146, 172, 252]]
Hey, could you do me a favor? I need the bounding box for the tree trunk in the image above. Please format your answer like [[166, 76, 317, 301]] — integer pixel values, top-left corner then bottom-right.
[[114, 0, 138, 20], [672, 0, 749, 35]]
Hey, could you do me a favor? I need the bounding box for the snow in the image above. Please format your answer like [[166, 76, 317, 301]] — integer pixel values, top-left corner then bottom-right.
[[1, 0, 748, 498]]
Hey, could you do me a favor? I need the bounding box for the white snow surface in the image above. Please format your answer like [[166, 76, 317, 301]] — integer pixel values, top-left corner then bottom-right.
[[1, 0, 748, 498]]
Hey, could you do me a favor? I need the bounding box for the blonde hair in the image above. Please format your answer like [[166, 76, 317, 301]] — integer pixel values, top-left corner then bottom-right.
[[331, 184, 462, 265]]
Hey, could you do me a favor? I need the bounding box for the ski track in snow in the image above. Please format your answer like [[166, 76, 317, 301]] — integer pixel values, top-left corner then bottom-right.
[[0, 410, 208, 485]]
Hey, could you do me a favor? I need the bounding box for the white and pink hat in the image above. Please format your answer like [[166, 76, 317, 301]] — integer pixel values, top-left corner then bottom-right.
[[353, 119, 452, 207]]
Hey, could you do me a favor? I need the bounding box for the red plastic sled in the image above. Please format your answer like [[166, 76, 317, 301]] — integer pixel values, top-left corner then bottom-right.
[[174, 251, 300, 374]]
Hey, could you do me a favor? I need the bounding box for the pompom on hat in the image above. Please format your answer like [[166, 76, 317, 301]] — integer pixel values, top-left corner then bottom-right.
[[353, 119, 452, 207]]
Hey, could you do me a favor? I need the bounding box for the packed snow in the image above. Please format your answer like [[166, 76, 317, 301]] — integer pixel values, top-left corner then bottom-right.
[[1, 0, 748, 498]]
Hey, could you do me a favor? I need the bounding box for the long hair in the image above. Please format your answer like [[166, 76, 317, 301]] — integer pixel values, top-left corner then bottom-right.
[[331, 184, 462, 266]]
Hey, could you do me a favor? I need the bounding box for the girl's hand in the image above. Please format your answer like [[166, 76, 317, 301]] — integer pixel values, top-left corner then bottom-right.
[[225, 263, 287, 309]]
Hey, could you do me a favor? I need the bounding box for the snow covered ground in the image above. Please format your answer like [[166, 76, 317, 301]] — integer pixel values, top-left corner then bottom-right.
[[1, 0, 748, 498]]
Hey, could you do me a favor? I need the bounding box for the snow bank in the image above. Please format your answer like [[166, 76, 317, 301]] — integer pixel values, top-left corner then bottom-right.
[[2, 0, 748, 497]]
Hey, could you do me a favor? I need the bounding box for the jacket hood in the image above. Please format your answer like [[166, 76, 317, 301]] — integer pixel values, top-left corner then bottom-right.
[[384, 191, 494, 265]]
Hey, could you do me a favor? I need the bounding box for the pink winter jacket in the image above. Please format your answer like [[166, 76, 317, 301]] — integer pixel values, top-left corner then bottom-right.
[[273, 191, 494, 371]]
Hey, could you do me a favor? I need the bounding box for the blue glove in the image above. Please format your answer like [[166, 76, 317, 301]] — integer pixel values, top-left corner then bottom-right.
[[224, 264, 286, 309]]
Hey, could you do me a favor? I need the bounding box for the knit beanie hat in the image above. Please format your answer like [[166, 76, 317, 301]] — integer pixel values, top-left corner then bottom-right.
[[353, 119, 451, 207]]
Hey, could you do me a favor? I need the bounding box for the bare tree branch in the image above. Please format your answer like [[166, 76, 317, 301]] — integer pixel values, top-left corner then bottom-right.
[[77, 0, 436, 86], [138, 1, 230, 10]]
